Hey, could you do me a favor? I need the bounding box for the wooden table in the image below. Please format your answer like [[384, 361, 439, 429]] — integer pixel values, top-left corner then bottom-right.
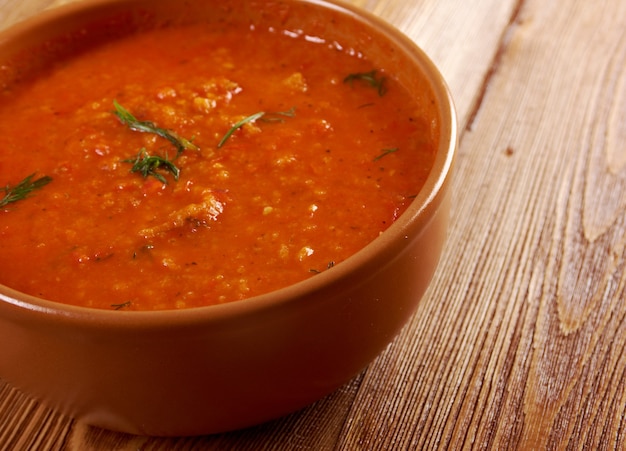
[[1, 0, 625, 449]]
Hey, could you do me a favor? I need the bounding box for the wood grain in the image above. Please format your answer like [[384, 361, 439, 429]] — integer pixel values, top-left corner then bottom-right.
[[342, 0, 626, 448], [1, 0, 625, 449]]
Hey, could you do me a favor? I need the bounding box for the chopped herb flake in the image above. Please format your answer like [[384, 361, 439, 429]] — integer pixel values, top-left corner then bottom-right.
[[261, 107, 297, 122], [218, 112, 266, 148], [123, 149, 180, 185], [373, 148, 399, 161], [111, 301, 131, 310], [0, 173, 52, 208], [344, 70, 387, 96], [113, 100, 198, 156], [218, 107, 296, 148]]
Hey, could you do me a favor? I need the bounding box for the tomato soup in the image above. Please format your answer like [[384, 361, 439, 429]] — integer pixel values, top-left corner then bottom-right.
[[0, 16, 437, 310]]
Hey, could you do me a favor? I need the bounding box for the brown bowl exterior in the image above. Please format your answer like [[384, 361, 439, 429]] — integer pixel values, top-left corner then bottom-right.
[[0, 0, 457, 436]]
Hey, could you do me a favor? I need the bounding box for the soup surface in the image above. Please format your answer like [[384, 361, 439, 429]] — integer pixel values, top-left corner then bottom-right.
[[0, 18, 437, 310]]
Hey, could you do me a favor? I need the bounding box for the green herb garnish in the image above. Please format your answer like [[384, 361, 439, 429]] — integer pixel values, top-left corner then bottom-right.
[[310, 261, 336, 274], [373, 147, 399, 161], [344, 70, 387, 96], [113, 100, 198, 156], [124, 149, 180, 184], [0, 173, 52, 208], [218, 112, 266, 148], [218, 107, 296, 148], [114, 100, 194, 185], [261, 107, 297, 122]]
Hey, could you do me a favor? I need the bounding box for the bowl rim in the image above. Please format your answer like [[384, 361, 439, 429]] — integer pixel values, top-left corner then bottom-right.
[[0, 0, 457, 328]]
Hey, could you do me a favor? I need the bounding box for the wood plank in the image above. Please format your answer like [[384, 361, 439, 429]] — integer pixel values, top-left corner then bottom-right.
[[338, 0, 626, 449], [0, 0, 56, 29], [0, 384, 69, 450], [351, 0, 521, 126]]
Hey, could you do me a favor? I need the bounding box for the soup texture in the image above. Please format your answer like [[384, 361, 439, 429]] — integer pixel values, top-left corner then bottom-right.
[[0, 20, 437, 310]]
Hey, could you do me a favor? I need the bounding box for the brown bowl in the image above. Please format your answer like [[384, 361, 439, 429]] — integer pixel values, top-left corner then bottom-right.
[[0, 0, 456, 436]]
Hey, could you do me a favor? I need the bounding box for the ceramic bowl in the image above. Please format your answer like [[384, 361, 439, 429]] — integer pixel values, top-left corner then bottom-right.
[[0, 0, 456, 436]]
